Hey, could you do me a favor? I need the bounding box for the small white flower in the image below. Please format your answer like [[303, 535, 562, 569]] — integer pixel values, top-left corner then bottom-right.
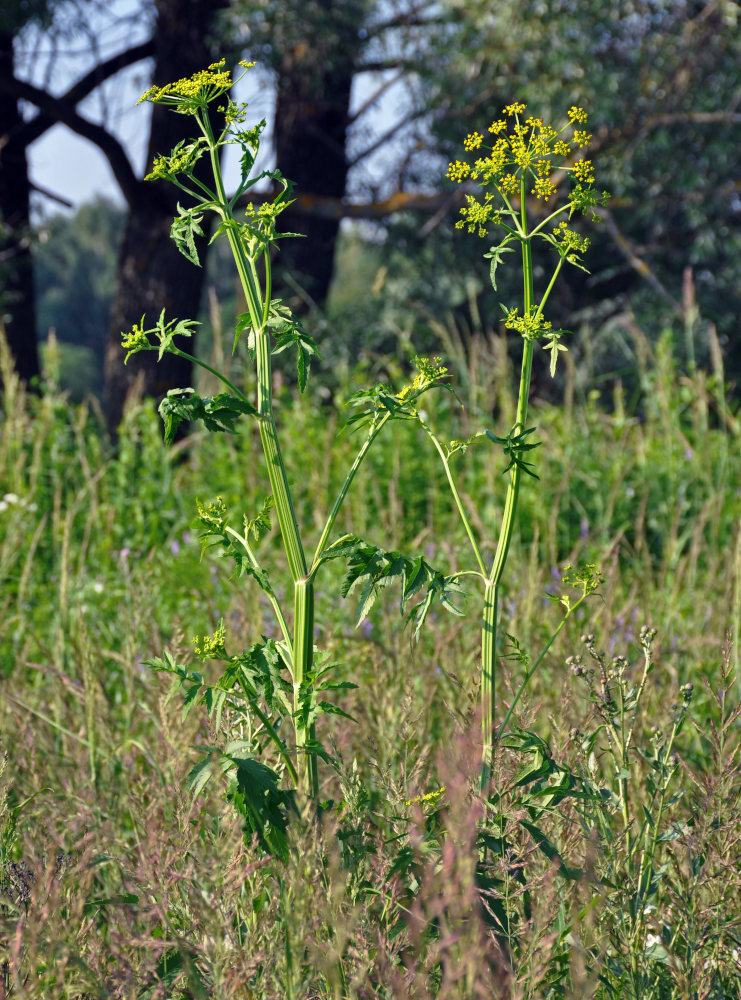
[[0, 501, 7, 514], [645, 933, 661, 949], [93, 581, 105, 595], [2, 493, 19, 504]]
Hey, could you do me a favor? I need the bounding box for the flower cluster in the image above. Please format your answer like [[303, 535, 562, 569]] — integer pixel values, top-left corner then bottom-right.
[[121, 310, 199, 363], [395, 356, 448, 403], [120, 318, 151, 360], [552, 220, 591, 262], [193, 620, 227, 659], [448, 103, 608, 236], [138, 59, 256, 114], [503, 306, 553, 340], [145, 138, 208, 183]]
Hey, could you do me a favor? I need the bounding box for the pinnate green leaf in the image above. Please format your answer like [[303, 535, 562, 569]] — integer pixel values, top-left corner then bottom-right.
[[483, 241, 515, 292], [320, 535, 465, 639], [158, 388, 257, 445], [226, 755, 295, 861], [171, 202, 206, 266]]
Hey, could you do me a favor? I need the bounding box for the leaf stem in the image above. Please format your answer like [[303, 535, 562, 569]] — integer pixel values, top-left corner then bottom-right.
[[225, 526, 292, 648], [425, 427, 488, 578], [312, 412, 392, 570], [169, 347, 250, 402]]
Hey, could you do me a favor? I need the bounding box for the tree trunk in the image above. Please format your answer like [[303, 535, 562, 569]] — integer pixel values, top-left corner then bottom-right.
[[103, 0, 229, 435], [273, 0, 365, 307], [0, 29, 40, 385]]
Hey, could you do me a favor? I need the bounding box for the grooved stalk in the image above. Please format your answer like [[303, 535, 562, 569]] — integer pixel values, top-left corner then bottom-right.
[[480, 579, 497, 790], [255, 329, 307, 582], [480, 179, 535, 782], [293, 576, 318, 796]]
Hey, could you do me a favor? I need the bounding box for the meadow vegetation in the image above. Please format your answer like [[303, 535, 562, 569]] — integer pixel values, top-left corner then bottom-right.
[[1, 313, 739, 997], [0, 67, 740, 1000]]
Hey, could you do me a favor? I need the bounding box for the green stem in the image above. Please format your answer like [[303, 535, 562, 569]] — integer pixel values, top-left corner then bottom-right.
[[533, 256, 564, 323], [312, 412, 391, 570], [496, 592, 590, 737], [170, 347, 250, 402], [206, 137, 263, 332], [528, 203, 570, 238], [426, 428, 488, 578], [293, 576, 318, 797], [254, 329, 307, 582], [205, 115, 316, 799], [207, 135, 307, 583], [480, 177, 535, 780], [480, 579, 497, 790], [225, 526, 292, 647]]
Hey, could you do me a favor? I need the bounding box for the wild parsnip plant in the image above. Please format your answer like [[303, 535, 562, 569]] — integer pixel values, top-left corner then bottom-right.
[[122, 61, 467, 837], [436, 104, 609, 782], [123, 62, 613, 834]]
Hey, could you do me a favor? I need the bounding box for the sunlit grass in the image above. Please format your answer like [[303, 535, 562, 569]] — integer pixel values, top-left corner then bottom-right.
[[0, 324, 739, 997]]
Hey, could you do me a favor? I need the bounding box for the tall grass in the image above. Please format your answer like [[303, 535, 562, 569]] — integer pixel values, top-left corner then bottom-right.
[[1, 302, 739, 995]]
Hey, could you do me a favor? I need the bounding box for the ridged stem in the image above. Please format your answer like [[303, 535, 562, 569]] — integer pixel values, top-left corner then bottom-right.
[[480, 176, 535, 783], [254, 328, 307, 582], [208, 132, 315, 797], [480, 579, 498, 790], [293, 576, 318, 797]]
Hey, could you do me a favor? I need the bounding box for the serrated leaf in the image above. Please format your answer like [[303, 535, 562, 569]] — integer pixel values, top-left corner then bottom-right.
[[226, 755, 295, 861], [271, 316, 321, 393], [158, 388, 256, 445], [171, 202, 205, 267], [233, 311, 254, 354], [188, 754, 217, 799], [485, 425, 541, 478], [244, 495, 274, 543], [331, 535, 466, 639], [482, 242, 515, 292]]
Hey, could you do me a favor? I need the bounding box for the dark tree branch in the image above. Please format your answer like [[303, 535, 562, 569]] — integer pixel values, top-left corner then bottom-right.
[[0, 76, 140, 204], [356, 58, 417, 73], [20, 39, 156, 146], [277, 188, 462, 221], [365, 3, 445, 38], [28, 180, 73, 207], [348, 110, 422, 167], [348, 67, 405, 126]]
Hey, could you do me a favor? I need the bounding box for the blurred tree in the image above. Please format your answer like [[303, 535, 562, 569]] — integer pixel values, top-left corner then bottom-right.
[[399, 0, 741, 386], [0, 1, 76, 385], [0, 0, 152, 390], [35, 197, 124, 389], [228, 0, 443, 306], [1, 0, 230, 432]]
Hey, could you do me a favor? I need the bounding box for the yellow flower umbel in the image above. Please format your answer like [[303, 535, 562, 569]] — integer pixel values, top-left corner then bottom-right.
[[447, 103, 608, 236], [138, 59, 256, 115], [193, 620, 227, 659]]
